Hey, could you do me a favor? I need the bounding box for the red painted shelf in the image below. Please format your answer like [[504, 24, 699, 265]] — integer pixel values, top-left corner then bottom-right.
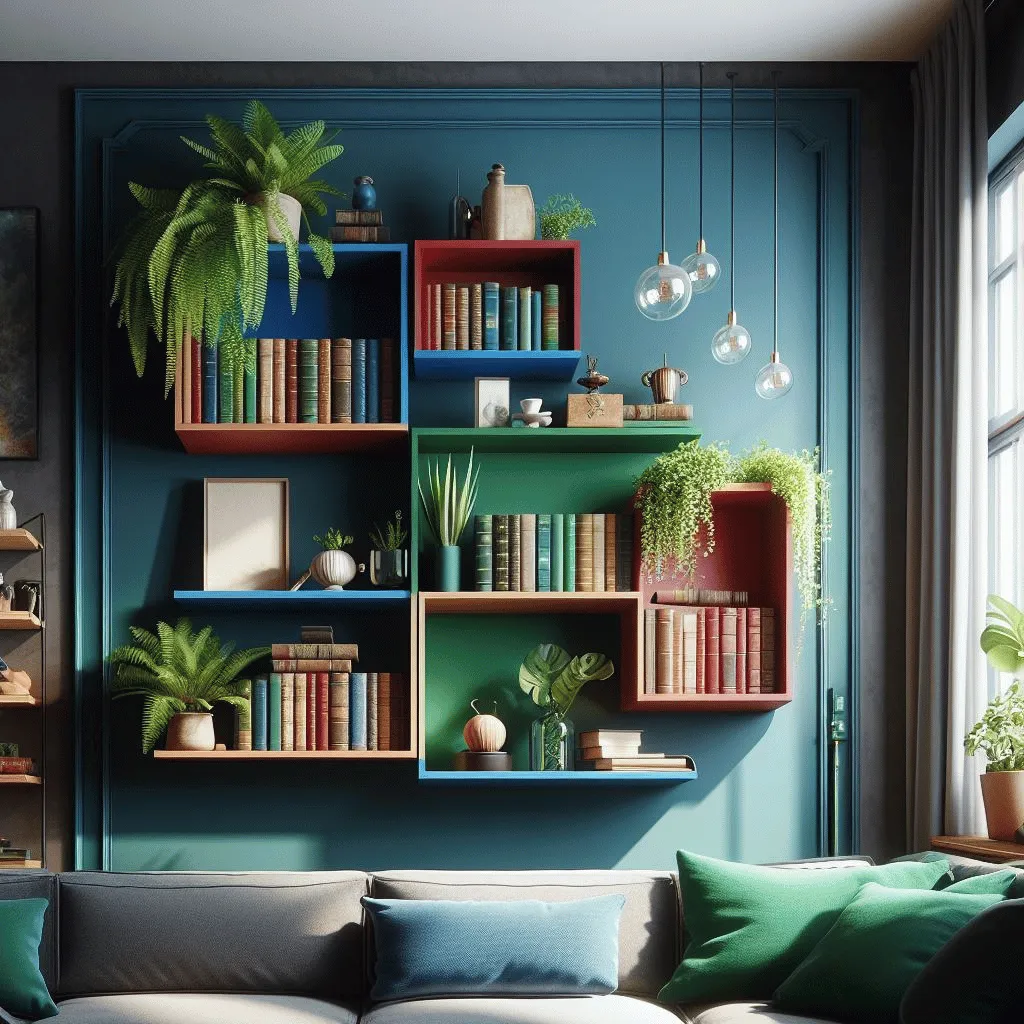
[[173, 423, 408, 455]]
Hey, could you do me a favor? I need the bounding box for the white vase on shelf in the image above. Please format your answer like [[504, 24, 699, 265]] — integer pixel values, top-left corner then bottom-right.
[[310, 549, 365, 590]]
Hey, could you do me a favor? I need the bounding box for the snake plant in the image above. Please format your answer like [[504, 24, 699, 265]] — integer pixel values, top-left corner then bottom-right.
[[417, 448, 480, 546]]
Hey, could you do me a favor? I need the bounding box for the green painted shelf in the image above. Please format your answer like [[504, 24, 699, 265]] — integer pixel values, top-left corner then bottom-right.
[[412, 425, 701, 454]]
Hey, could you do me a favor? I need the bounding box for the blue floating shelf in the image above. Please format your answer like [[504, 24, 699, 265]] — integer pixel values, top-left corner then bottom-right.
[[414, 349, 581, 381], [268, 242, 407, 278], [417, 766, 698, 784], [173, 590, 411, 610]]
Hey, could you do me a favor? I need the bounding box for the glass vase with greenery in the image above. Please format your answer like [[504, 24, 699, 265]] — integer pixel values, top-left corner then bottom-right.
[[519, 643, 614, 770]]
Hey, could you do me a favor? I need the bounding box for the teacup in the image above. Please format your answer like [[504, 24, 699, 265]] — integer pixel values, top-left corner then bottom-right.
[[520, 398, 543, 414]]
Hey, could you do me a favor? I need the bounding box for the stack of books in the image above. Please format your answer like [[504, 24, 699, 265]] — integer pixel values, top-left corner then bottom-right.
[[643, 598, 776, 695], [181, 336, 398, 426], [0, 840, 33, 868], [232, 641, 409, 753], [329, 209, 391, 243], [0, 754, 34, 775], [623, 404, 694, 423], [422, 282, 561, 351], [577, 729, 695, 773], [474, 513, 633, 593]]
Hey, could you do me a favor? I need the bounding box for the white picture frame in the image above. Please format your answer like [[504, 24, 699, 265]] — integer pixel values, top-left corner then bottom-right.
[[474, 377, 511, 428], [204, 478, 290, 591]]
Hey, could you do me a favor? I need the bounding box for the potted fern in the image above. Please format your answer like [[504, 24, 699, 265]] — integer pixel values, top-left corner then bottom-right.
[[109, 618, 268, 753], [966, 596, 1024, 841], [111, 99, 344, 395], [417, 449, 480, 592]]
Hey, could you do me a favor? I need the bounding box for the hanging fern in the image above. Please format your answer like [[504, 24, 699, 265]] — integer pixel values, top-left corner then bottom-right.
[[110, 100, 345, 395]]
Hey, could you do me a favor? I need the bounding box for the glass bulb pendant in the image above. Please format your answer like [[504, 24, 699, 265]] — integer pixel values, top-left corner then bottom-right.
[[755, 352, 794, 400], [681, 239, 721, 294], [634, 251, 692, 320], [711, 310, 752, 364]]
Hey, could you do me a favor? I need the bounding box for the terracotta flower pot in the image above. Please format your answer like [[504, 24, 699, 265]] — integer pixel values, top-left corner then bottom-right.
[[166, 712, 216, 752], [980, 770, 1024, 841]]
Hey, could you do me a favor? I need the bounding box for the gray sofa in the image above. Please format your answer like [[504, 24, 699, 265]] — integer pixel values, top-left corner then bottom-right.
[[0, 855, 1013, 1024]]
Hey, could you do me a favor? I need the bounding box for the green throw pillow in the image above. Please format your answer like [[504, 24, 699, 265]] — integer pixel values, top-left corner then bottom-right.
[[773, 882, 1003, 1023], [940, 869, 1019, 897], [657, 850, 952, 1005], [0, 898, 58, 1019]]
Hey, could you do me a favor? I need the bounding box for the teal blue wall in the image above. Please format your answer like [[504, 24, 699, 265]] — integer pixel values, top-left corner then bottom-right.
[[76, 87, 854, 871]]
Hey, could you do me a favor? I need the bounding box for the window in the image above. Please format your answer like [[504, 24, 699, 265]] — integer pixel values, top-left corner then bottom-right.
[[988, 152, 1024, 692]]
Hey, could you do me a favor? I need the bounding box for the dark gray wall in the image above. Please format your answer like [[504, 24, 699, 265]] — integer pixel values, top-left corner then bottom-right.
[[987, 0, 1024, 135], [0, 60, 913, 868]]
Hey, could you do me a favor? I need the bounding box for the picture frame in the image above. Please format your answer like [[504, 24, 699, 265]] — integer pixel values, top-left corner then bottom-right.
[[204, 478, 290, 591], [474, 377, 511, 428], [0, 209, 39, 459]]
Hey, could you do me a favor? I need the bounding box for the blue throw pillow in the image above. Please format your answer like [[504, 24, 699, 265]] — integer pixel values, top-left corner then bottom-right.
[[361, 894, 626, 1001]]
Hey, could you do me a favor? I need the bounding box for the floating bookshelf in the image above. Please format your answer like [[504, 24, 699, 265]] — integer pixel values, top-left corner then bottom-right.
[[413, 425, 701, 455], [0, 861, 42, 870], [0, 528, 42, 552], [0, 775, 42, 785], [173, 589, 411, 610], [173, 423, 408, 456], [414, 350, 581, 381], [0, 612, 42, 631], [0, 694, 41, 707], [154, 749, 416, 761], [417, 768, 698, 784]]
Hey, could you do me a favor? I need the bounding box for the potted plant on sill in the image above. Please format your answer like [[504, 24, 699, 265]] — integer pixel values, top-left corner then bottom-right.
[[110, 618, 269, 753], [965, 596, 1024, 841], [369, 510, 409, 589], [310, 528, 363, 590], [417, 448, 480, 592], [110, 99, 344, 395]]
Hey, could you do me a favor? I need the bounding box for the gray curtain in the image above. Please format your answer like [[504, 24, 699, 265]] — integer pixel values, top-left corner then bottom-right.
[[906, 0, 990, 850]]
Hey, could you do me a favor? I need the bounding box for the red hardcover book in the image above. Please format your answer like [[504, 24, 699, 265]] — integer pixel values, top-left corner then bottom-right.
[[316, 672, 329, 751], [380, 337, 395, 423], [747, 607, 762, 693], [695, 605, 706, 694], [305, 673, 316, 751], [705, 607, 721, 695], [190, 336, 202, 423], [736, 607, 748, 695], [285, 338, 299, 423]]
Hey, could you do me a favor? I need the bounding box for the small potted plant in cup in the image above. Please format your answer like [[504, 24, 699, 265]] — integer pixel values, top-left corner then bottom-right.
[[369, 511, 409, 589], [310, 528, 364, 590], [417, 448, 480, 592]]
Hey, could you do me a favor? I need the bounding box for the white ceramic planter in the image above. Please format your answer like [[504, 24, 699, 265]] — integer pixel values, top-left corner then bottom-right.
[[165, 712, 216, 752], [263, 192, 302, 243], [310, 549, 364, 590]]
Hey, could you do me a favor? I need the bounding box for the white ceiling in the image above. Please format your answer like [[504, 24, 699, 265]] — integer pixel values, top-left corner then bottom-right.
[[0, 0, 953, 62]]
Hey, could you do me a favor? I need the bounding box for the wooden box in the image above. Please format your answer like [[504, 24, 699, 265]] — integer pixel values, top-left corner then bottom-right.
[[566, 393, 624, 428]]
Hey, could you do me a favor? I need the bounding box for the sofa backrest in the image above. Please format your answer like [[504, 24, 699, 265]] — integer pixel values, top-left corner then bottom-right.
[[368, 868, 679, 998], [56, 871, 368, 999], [0, 870, 58, 992]]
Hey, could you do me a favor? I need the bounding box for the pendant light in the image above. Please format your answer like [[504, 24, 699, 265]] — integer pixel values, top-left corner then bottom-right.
[[754, 74, 794, 400], [682, 63, 720, 294], [711, 72, 752, 364], [635, 63, 692, 320]]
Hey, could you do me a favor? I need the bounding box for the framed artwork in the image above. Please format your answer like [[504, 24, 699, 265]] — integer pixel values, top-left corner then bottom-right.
[[474, 377, 510, 427], [0, 209, 39, 459], [204, 478, 290, 591]]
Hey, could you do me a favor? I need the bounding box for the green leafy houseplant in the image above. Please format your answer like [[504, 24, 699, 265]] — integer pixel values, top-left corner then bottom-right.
[[111, 99, 344, 394], [370, 510, 408, 551], [539, 194, 596, 241], [109, 618, 268, 753], [417, 449, 480, 547], [519, 643, 615, 770], [313, 528, 354, 550]]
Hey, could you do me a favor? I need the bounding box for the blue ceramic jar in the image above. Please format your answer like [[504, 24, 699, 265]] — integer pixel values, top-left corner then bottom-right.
[[352, 175, 377, 212]]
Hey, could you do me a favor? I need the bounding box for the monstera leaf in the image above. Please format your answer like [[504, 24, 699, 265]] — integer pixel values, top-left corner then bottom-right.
[[518, 644, 614, 714], [981, 595, 1024, 676]]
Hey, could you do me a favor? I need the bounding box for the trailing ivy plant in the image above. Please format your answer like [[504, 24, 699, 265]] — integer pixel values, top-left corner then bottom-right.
[[538, 194, 596, 240], [111, 100, 344, 395]]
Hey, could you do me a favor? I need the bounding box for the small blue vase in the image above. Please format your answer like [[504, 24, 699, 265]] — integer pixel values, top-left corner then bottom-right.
[[352, 176, 377, 212]]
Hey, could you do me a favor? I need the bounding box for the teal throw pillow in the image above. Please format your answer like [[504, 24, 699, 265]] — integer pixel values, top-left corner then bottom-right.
[[0, 898, 58, 1020], [939, 869, 1019, 897], [657, 850, 952, 1005], [362, 894, 625, 1001], [773, 882, 1003, 1023]]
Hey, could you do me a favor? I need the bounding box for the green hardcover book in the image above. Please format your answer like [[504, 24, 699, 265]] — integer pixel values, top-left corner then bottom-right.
[[218, 360, 233, 424], [299, 338, 319, 423], [243, 338, 257, 423], [563, 514, 576, 592], [234, 678, 252, 751], [542, 284, 559, 350], [550, 513, 564, 593], [268, 673, 282, 751], [475, 514, 493, 592], [232, 353, 244, 423], [537, 513, 551, 592], [518, 285, 532, 351], [493, 514, 509, 592]]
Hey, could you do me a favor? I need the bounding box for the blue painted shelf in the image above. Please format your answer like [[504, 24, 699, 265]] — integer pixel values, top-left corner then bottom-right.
[[414, 349, 581, 381], [267, 242, 408, 277], [173, 590, 410, 610], [417, 766, 698, 784]]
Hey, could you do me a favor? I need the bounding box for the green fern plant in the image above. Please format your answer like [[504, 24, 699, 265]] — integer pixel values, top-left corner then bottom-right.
[[111, 100, 344, 395], [539, 194, 596, 240], [313, 528, 353, 550], [109, 618, 269, 754]]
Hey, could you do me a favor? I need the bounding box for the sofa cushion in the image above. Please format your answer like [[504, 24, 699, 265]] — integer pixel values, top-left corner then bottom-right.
[[56, 872, 367, 999], [679, 1004, 842, 1024], [368, 869, 677, 997], [0, 898, 58, 1020], [0, 872, 57, 992], [51, 994, 358, 1024], [360, 995, 683, 1023]]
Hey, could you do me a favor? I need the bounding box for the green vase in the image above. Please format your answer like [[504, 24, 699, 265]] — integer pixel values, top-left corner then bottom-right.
[[437, 545, 461, 591]]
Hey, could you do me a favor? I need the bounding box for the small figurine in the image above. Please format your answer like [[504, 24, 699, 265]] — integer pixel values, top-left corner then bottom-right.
[[577, 355, 610, 394], [641, 353, 689, 404], [0, 482, 15, 530]]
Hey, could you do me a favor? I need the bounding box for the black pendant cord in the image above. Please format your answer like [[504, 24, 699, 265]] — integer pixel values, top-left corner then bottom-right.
[[772, 73, 780, 359], [660, 61, 667, 254], [698, 62, 704, 244], [727, 71, 737, 313]]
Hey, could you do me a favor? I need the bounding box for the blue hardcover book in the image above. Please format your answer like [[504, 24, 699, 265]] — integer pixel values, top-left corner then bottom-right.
[[201, 342, 218, 423], [537, 513, 552, 592], [252, 676, 268, 751], [564, 513, 577, 592], [349, 672, 368, 751], [550, 513, 564, 593], [366, 338, 380, 424], [268, 673, 282, 751], [531, 290, 542, 350], [218, 360, 233, 424], [500, 287, 518, 351], [518, 286, 532, 351], [483, 282, 500, 350], [352, 339, 367, 424]]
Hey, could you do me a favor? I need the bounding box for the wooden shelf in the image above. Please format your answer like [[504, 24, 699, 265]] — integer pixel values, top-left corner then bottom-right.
[[154, 749, 416, 761], [0, 529, 42, 552], [413, 426, 701, 455], [0, 612, 41, 631], [417, 767, 697, 784], [0, 694, 40, 707], [174, 589, 410, 610], [0, 775, 41, 785], [628, 692, 791, 712], [414, 349, 581, 381], [174, 423, 408, 456], [420, 590, 642, 615], [931, 835, 1024, 863], [0, 860, 42, 869]]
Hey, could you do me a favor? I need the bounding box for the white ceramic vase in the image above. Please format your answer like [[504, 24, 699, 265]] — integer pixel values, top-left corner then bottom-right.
[[263, 192, 302, 243], [165, 712, 216, 751], [310, 549, 364, 590]]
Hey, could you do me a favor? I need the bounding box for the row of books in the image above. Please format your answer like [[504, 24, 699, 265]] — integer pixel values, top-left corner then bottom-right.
[[422, 282, 562, 351], [643, 606, 777, 695], [235, 671, 409, 752], [474, 513, 633, 593], [0, 756, 34, 775], [577, 729, 695, 773], [180, 336, 399, 426]]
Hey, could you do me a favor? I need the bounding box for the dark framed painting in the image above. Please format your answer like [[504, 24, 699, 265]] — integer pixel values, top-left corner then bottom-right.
[[0, 209, 39, 459]]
